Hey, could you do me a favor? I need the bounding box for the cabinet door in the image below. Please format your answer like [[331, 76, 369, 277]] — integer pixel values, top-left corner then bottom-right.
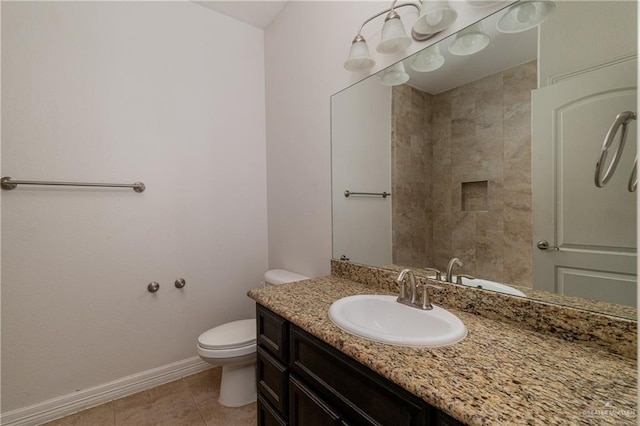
[[258, 347, 289, 416], [289, 376, 342, 426], [290, 326, 428, 426], [258, 394, 288, 426], [257, 304, 289, 362]]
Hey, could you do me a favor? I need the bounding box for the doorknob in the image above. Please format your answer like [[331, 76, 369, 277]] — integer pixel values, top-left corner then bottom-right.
[[537, 240, 559, 251]]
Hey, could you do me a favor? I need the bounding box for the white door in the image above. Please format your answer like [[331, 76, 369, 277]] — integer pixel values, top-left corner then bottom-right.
[[532, 58, 637, 306]]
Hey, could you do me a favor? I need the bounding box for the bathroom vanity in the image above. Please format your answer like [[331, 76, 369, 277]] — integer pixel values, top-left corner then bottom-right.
[[255, 304, 462, 426], [248, 266, 637, 426]]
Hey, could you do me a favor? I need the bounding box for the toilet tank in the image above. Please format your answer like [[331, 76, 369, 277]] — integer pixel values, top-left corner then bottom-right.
[[264, 269, 309, 286]]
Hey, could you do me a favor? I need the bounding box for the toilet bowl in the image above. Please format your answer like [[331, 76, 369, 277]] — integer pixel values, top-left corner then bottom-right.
[[197, 269, 309, 407]]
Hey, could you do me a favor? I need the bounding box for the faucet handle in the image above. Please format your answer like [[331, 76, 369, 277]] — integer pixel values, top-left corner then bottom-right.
[[455, 274, 475, 285], [416, 283, 444, 310], [421, 268, 442, 281]]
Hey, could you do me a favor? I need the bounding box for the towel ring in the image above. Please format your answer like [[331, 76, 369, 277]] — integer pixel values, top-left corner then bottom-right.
[[628, 157, 637, 192], [595, 111, 636, 188]]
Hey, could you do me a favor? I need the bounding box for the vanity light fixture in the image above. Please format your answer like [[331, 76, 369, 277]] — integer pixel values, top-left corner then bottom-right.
[[344, 34, 376, 72], [466, 0, 502, 7], [379, 62, 410, 86], [409, 44, 445, 72], [377, 9, 413, 54], [344, 0, 458, 72], [412, 0, 458, 40], [448, 22, 490, 56], [496, 0, 556, 33]]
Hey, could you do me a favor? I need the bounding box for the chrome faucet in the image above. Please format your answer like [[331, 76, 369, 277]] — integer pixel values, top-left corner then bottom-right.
[[396, 268, 417, 304], [446, 258, 463, 283], [421, 267, 442, 281], [396, 269, 442, 310]]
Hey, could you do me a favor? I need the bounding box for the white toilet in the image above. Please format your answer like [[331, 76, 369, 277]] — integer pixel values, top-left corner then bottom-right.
[[196, 269, 309, 407]]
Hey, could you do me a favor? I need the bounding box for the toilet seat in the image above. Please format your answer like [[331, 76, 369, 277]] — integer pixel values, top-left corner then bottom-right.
[[197, 319, 256, 359]]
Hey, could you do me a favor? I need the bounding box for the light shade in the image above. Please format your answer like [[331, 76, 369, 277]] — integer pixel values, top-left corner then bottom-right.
[[410, 45, 445, 72], [379, 62, 410, 86], [344, 35, 375, 72], [448, 22, 490, 56], [466, 0, 502, 7], [412, 0, 458, 39], [496, 0, 556, 33], [376, 11, 412, 54]]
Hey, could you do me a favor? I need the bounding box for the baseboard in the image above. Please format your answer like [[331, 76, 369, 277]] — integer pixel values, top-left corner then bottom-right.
[[1, 356, 213, 426]]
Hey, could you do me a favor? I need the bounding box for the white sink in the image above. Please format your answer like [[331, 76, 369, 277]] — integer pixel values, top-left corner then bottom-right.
[[328, 295, 467, 347], [453, 276, 526, 297]]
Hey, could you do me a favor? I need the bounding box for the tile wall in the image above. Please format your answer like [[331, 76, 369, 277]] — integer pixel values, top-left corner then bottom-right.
[[392, 60, 536, 286]]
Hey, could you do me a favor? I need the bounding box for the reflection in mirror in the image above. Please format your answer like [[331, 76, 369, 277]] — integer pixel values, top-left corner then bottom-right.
[[331, 1, 637, 319]]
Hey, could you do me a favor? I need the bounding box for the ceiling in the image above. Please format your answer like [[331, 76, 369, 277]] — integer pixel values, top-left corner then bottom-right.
[[194, 1, 288, 29]]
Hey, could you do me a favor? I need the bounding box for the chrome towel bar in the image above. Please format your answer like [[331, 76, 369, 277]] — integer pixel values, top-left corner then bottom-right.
[[344, 190, 391, 198], [1, 176, 145, 193]]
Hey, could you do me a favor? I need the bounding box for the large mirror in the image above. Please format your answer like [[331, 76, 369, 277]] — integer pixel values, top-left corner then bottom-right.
[[331, 1, 638, 319]]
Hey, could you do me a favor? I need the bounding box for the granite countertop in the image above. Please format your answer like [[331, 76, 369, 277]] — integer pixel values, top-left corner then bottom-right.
[[248, 276, 637, 426]]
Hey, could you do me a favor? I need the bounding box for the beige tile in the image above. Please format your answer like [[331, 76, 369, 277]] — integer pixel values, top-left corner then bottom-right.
[[41, 402, 115, 426], [504, 60, 536, 107], [504, 109, 531, 161], [451, 212, 476, 275], [451, 93, 476, 121], [475, 125, 503, 161], [198, 400, 257, 426], [44, 369, 256, 426], [475, 228, 504, 282], [477, 95, 503, 130], [476, 206, 503, 234], [450, 117, 475, 142], [184, 368, 221, 404], [114, 379, 205, 426], [503, 236, 534, 287]]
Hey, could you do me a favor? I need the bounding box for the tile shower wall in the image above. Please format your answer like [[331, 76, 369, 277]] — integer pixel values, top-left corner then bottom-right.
[[391, 85, 432, 267], [392, 60, 536, 286]]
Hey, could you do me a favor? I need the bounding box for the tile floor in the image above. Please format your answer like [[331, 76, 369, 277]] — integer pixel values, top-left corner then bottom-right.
[[41, 368, 256, 426]]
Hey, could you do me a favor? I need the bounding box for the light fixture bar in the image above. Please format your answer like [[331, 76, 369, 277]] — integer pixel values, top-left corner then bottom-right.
[[344, 0, 458, 72], [356, 1, 421, 40]]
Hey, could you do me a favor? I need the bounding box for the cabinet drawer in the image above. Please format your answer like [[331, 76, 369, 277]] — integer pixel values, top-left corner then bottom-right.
[[290, 376, 342, 426], [258, 347, 289, 416], [257, 304, 289, 362], [258, 394, 288, 426], [290, 325, 428, 426]]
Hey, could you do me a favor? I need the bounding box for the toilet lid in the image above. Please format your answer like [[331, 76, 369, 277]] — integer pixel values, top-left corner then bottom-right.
[[264, 269, 309, 285], [198, 319, 256, 350]]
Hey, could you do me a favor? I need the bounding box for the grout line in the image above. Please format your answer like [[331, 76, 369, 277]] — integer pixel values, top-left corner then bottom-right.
[[182, 375, 208, 426]]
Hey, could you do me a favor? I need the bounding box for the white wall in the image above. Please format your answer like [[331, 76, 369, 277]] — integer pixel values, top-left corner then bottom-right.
[[331, 77, 392, 266], [264, 1, 513, 277], [1, 1, 267, 413], [539, 1, 637, 86]]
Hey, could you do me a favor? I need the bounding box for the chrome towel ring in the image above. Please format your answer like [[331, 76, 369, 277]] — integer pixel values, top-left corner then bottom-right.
[[595, 111, 637, 190], [628, 157, 637, 192]]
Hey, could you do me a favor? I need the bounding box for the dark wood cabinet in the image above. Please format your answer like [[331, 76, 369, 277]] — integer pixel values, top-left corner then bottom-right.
[[257, 347, 289, 416], [256, 304, 468, 426], [258, 394, 288, 426], [289, 376, 343, 426], [257, 305, 289, 362]]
